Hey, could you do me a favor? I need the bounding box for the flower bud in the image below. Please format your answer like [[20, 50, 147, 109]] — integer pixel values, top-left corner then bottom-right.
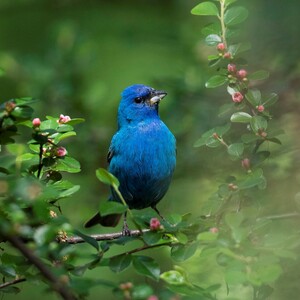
[[223, 52, 231, 59], [241, 158, 251, 170], [209, 227, 219, 234], [227, 63, 236, 73], [257, 105, 265, 112], [58, 114, 71, 124], [232, 92, 244, 103], [56, 147, 67, 157], [32, 118, 41, 127], [119, 282, 133, 291], [237, 69, 248, 78], [150, 217, 161, 231], [5, 101, 16, 113], [228, 183, 238, 191], [147, 296, 159, 300], [217, 43, 225, 51], [212, 132, 219, 139]]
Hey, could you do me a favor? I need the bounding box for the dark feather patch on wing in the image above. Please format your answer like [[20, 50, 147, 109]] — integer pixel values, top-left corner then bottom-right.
[[107, 150, 113, 164]]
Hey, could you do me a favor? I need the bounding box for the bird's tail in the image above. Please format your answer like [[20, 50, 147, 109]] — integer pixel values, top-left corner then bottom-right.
[[84, 212, 122, 228]]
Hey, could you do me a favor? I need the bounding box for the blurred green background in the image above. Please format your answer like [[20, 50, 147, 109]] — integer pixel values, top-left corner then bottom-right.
[[1, 0, 300, 299]]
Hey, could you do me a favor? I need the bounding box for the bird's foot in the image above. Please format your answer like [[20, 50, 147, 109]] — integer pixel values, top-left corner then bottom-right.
[[122, 222, 131, 236]]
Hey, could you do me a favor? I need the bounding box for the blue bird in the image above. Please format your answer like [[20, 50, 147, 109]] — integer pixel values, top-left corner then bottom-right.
[[85, 84, 176, 233]]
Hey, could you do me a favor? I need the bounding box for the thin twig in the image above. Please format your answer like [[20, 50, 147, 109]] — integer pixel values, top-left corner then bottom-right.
[[60, 229, 150, 244], [0, 277, 26, 290], [37, 143, 43, 179], [5, 235, 77, 300], [257, 212, 300, 221]]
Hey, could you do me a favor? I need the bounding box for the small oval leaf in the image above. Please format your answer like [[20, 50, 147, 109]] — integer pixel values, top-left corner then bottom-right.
[[230, 112, 252, 123], [191, 2, 219, 16], [205, 75, 227, 88]]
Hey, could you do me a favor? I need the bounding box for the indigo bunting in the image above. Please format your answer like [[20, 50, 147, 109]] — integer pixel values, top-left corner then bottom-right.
[[85, 84, 176, 233]]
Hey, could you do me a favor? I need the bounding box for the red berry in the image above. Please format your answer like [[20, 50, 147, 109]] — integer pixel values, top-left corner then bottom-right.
[[227, 63, 236, 73], [223, 52, 231, 59], [32, 118, 41, 127], [217, 43, 225, 51], [56, 147, 67, 157], [150, 218, 161, 231], [237, 69, 248, 78], [257, 105, 265, 112], [232, 92, 244, 103]]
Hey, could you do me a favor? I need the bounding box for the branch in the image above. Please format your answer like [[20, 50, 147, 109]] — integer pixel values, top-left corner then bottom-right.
[[5, 235, 77, 300], [0, 277, 26, 290], [60, 229, 150, 244]]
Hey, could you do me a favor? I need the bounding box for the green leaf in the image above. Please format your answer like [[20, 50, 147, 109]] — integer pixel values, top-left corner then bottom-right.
[[197, 231, 218, 241], [73, 230, 99, 251], [252, 151, 270, 166], [109, 254, 132, 273], [99, 201, 127, 217], [263, 93, 278, 107], [0, 265, 16, 277], [54, 131, 76, 143], [205, 75, 227, 88], [133, 256, 160, 281], [191, 2, 219, 16], [66, 118, 85, 126], [143, 231, 162, 245], [201, 23, 221, 36], [238, 168, 266, 190], [132, 284, 154, 299], [160, 270, 186, 286], [241, 133, 259, 143], [228, 42, 251, 56], [225, 213, 244, 228], [205, 34, 222, 46], [194, 123, 230, 148], [54, 156, 81, 173], [14, 97, 38, 105], [96, 168, 119, 187], [246, 89, 261, 106], [11, 106, 34, 119], [58, 185, 80, 198], [224, 6, 248, 26], [227, 143, 244, 158], [249, 70, 270, 81], [171, 243, 198, 262], [230, 112, 252, 123], [225, 0, 238, 6], [250, 116, 268, 132]]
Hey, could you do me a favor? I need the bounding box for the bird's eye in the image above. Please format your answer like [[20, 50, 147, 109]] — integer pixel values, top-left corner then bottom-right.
[[134, 97, 142, 104]]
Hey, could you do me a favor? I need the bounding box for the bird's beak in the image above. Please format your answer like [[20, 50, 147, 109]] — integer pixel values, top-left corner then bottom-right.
[[149, 90, 167, 105]]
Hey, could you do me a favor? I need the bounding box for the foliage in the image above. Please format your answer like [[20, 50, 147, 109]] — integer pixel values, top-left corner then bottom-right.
[[0, 1, 299, 300]]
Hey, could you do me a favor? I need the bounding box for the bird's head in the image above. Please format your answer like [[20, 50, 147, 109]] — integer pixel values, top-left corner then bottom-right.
[[118, 84, 167, 126]]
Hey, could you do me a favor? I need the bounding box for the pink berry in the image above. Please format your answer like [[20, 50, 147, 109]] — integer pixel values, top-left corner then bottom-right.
[[210, 227, 219, 234], [217, 43, 225, 51], [56, 147, 67, 157], [32, 118, 41, 127], [232, 92, 244, 103], [58, 114, 71, 124], [223, 52, 231, 59], [257, 105, 265, 112], [237, 69, 248, 78], [147, 296, 159, 300], [150, 218, 161, 231], [227, 64, 236, 73], [241, 158, 251, 170]]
